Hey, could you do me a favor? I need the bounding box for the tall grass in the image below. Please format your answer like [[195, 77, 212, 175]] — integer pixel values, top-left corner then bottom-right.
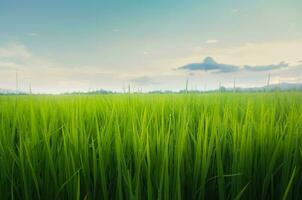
[[0, 93, 301, 199]]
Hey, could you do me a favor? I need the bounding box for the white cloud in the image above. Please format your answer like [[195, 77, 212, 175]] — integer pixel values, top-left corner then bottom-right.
[[0, 43, 31, 58], [231, 9, 239, 13], [0, 43, 92, 93], [271, 76, 302, 84], [26, 33, 40, 37], [0, 43, 155, 93], [112, 29, 120, 32], [1, 39, 302, 93], [162, 39, 302, 90], [206, 39, 218, 44], [182, 39, 302, 66]]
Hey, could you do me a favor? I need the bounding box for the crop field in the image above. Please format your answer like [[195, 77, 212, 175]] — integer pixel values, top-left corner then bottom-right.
[[0, 93, 302, 199]]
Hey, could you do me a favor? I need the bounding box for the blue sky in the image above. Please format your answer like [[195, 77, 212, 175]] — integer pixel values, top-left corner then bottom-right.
[[0, 0, 302, 93]]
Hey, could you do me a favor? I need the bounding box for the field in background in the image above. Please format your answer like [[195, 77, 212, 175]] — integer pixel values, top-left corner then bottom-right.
[[0, 93, 302, 199]]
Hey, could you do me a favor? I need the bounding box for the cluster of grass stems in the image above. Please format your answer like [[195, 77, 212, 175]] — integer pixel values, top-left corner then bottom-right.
[[0, 93, 302, 199]]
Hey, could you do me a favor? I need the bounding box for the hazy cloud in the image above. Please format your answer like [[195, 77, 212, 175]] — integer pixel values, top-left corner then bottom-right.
[[0, 44, 31, 59], [26, 33, 40, 37], [206, 39, 218, 44], [0, 61, 21, 70], [178, 57, 239, 73], [112, 29, 120, 32], [131, 76, 158, 85], [244, 61, 288, 71]]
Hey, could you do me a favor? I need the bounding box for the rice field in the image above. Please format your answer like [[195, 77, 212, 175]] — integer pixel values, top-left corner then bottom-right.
[[0, 93, 302, 199]]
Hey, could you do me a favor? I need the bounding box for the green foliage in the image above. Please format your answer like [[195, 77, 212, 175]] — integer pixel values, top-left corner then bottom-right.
[[0, 93, 301, 199]]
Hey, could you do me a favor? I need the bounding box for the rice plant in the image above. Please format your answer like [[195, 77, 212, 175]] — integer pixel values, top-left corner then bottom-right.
[[0, 93, 301, 199]]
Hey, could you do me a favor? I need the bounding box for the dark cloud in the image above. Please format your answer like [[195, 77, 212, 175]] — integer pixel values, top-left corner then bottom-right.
[[244, 61, 288, 71], [178, 57, 239, 73], [179, 57, 289, 73]]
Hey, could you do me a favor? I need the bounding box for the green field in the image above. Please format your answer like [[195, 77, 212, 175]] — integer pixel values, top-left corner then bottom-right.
[[0, 93, 301, 199]]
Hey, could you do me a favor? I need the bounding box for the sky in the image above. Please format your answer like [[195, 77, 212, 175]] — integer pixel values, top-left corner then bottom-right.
[[0, 0, 302, 93]]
